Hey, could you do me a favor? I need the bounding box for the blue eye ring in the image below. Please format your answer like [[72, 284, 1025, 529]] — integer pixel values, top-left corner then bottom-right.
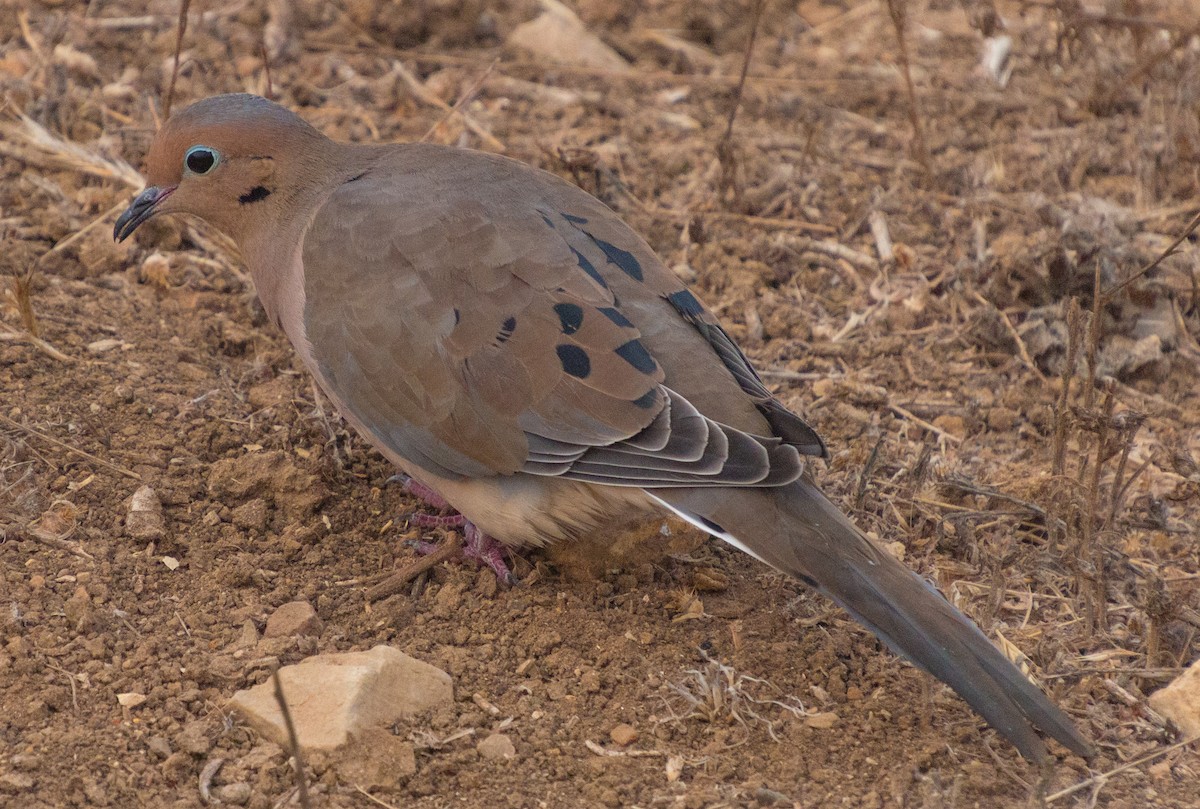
[[184, 145, 219, 175]]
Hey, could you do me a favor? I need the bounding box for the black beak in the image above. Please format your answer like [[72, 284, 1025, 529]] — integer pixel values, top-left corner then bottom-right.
[[114, 186, 174, 242]]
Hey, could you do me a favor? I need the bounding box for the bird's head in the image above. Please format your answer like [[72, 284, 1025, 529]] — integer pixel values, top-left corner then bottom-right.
[[115, 93, 327, 244]]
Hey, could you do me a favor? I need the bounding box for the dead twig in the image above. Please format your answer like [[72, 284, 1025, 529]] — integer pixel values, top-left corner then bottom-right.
[[163, 0, 191, 118], [888, 403, 962, 444], [0, 412, 141, 481], [970, 292, 1047, 382], [19, 524, 94, 561], [421, 57, 500, 145], [392, 61, 504, 152], [882, 0, 932, 181], [353, 785, 402, 809], [272, 667, 312, 809], [198, 757, 223, 805], [1047, 735, 1199, 803], [366, 534, 464, 601], [0, 324, 75, 363], [716, 0, 766, 203], [45, 662, 81, 713], [1102, 209, 1200, 304]]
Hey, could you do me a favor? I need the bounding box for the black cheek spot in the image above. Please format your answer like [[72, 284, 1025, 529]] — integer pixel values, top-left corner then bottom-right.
[[594, 238, 644, 281], [556, 344, 591, 378], [667, 289, 704, 317], [614, 339, 657, 374], [631, 389, 660, 409], [561, 212, 588, 224], [239, 185, 272, 204], [570, 247, 608, 289], [553, 303, 584, 335], [597, 306, 633, 328]]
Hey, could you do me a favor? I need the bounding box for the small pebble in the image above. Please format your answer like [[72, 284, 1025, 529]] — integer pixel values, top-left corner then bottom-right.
[[609, 723, 638, 746], [263, 601, 323, 638], [477, 733, 516, 760], [214, 783, 252, 805], [805, 711, 839, 729], [126, 485, 166, 540]]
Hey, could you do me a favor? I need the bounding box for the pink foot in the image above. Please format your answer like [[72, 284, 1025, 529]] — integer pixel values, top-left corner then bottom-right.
[[393, 474, 515, 585]]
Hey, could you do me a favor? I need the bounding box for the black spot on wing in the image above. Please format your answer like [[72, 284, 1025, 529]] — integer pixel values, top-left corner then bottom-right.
[[239, 185, 271, 204], [614, 339, 657, 374], [666, 289, 704, 317], [561, 212, 588, 224], [540, 213, 555, 228], [632, 388, 660, 409], [453, 308, 460, 325], [553, 303, 584, 335], [496, 316, 517, 344], [570, 247, 608, 289], [598, 306, 633, 328], [698, 516, 725, 535], [556, 344, 591, 378], [593, 238, 644, 281]]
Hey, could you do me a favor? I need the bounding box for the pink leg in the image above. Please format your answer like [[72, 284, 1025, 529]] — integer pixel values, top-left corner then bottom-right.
[[393, 474, 515, 584]]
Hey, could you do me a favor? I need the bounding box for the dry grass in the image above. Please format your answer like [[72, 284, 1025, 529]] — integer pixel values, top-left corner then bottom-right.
[[661, 648, 808, 742]]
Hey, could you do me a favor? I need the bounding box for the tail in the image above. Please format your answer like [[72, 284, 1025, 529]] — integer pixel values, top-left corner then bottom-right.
[[654, 479, 1093, 763]]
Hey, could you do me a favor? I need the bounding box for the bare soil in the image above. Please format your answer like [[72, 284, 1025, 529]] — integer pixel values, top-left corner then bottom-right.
[[2, 1, 1199, 807]]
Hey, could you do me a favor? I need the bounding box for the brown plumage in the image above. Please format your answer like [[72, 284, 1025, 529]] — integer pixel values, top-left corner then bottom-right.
[[116, 93, 1092, 763]]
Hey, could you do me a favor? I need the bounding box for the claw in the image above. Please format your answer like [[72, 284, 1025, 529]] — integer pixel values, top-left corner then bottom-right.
[[464, 523, 516, 585], [395, 481, 516, 584]]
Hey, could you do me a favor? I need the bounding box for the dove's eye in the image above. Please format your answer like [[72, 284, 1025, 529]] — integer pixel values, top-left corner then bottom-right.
[[184, 145, 219, 175]]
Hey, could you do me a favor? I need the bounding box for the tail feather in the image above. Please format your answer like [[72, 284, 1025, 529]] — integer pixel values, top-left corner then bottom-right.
[[655, 480, 1093, 763]]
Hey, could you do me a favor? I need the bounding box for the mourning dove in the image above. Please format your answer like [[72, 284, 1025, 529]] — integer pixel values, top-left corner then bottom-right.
[[115, 94, 1092, 763]]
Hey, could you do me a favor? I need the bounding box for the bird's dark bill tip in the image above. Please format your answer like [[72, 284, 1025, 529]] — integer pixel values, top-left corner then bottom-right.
[[114, 186, 173, 242]]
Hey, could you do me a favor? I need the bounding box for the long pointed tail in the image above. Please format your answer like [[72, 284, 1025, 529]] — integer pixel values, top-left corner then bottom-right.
[[656, 480, 1093, 763]]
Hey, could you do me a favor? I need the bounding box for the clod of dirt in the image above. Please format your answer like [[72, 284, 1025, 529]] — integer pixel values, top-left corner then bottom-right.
[[176, 720, 214, 756], [263, 600, 323, 639], [125, 484, 165, 540], [207, 450, 329, 525], [337, 728, 418, 789], [1148, 658, 1200, 737], [229, 645, 453, 751], [230, 498, 270, 532]]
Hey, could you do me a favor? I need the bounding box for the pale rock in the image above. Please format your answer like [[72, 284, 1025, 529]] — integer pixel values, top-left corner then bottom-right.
[[477, 733, 516, 760], [126, 485, 165, 540], [233, 619, 260, 650], [116, 692, 146, 708], [264, 601, 322, 638], [228, 646, 453, 750], [507, 0, 629, 73], [1149, 658, 1200, 737]]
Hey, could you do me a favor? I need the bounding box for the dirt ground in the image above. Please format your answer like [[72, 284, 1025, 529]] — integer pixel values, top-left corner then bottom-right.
[[2, 0, 1199, 806]]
